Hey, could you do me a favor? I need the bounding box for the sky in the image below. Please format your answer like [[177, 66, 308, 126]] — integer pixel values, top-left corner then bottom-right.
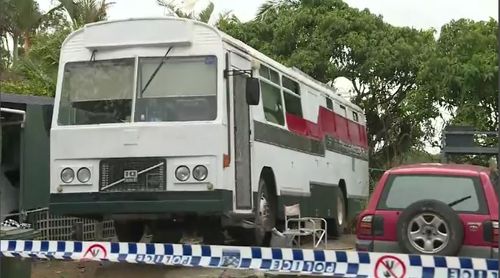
[[38, 0, 498, 30]]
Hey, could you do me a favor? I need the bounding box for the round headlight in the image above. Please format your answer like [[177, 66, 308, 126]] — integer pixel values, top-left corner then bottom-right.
[[175, 166, 190, 181], [77, 167, 91, 183], [61, 168, 74, 183], [193, 165, 208, 181]]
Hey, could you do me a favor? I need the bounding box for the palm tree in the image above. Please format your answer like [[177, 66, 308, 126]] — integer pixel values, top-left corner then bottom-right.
[[0, 0, 63, 63], [157, 0, 215, 24], [57, 0, 114, 29]]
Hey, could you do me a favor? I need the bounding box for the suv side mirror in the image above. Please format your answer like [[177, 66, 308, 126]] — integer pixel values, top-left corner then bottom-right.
[[246, 77, 260, 106]]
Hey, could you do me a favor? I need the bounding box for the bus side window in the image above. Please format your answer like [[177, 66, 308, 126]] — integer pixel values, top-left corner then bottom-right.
[[282, 76, 302, 117], [326, 98, 333, 110], [261, 81, 284, 125], [352, 111, 359, 122]]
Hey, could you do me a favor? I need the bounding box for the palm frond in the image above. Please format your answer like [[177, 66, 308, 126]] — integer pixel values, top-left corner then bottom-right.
[[197, 1, 214, 23]]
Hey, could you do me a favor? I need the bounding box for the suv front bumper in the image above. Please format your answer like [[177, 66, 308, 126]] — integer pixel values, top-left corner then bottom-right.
[[49, 190, 232, 216]]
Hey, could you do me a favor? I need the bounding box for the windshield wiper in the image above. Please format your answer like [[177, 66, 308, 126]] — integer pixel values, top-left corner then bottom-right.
[[140, 46, 173, 96], [448, 195, 472, 207]]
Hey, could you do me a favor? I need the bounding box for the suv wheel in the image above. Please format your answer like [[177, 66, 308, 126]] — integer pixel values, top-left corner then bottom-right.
[[397, 200, 463, 256]]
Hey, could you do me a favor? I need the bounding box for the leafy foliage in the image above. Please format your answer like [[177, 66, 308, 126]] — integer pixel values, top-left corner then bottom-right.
[[219, 0, 440, 168]]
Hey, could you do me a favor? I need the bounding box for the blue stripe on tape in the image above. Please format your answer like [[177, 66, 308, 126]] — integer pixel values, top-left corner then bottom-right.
[[486, 259, 499, 271], [459, 257, 473, 269], [57, 241, 65, 252], [313, 250, 325, 262], [358, 252, 370, 264], [164, 244, 173, 255], [336, 251, 347, 262], [347, 263, 359, 274], [24, 240, 32, 252], [8, 241, 16, 251], [260, 259, 272, 269], [182, 245, 192, 256], [292, 249, 303, 261], [271, 248, 282, 260], [190, 256, 200, 266], [201, 245, 211, 257], [209, 257, 220, 267], [146, 244, 155, 255], [41, 241, 49, 251], [128, 243, 137, 254], [422, 267, 435, 278], [240, 258, 251, 268], [111, 243, 119, 254], [74, 241, 82, 253], [251, 247, 261, 259], [433, 256, 447, 268], [409, 254, 422, 266]]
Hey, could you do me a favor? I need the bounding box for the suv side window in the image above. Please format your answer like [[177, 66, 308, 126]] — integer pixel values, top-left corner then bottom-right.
[[378, 175, 487, 214]]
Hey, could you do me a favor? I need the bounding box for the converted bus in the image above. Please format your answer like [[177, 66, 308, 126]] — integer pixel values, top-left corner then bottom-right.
[[49, 17, 369, 245]]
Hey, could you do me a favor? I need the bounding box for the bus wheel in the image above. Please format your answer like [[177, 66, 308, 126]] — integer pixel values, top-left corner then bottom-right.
[[114, 220, 144, 242], [254, 176, 276, 246], [328, 188, 347, 238]]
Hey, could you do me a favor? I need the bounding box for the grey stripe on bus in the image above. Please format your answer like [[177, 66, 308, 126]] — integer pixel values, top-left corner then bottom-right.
[[253, 121, 369, 161]]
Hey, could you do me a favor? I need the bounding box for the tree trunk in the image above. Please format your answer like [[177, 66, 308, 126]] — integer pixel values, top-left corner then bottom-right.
[[22, 31, 32, 54], [12, 35, 19, 65]]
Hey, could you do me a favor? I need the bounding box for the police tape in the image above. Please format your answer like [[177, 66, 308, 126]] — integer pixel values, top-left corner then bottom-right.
[[0, 240, 498, 277]]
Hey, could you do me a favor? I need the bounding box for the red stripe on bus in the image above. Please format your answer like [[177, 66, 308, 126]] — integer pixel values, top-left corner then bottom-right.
[[285, 107, 368, 149]]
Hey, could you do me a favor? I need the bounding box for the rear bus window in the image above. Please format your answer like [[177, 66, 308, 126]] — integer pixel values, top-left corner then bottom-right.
[[378, 175, 486, 213]]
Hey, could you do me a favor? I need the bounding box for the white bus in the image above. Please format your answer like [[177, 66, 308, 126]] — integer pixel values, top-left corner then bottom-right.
[[49, 17, 369, 245]]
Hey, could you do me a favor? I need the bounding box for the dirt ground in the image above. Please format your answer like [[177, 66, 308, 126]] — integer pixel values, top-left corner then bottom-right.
[[30, 235, 355, 278]]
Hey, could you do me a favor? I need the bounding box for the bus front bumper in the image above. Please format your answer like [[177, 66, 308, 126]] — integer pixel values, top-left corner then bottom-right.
[[49, 190, 232, 216]]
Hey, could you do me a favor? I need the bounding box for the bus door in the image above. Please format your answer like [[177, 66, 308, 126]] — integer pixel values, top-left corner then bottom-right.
[[230, 52, 252, 210]]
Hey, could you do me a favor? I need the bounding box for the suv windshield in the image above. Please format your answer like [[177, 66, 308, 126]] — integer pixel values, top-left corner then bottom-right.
[[58, 56, 217, 125], [379, 175, 485, 213], [58, 58, 135, 125]]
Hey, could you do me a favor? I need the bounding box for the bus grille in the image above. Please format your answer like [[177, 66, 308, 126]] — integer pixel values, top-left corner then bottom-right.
[[99, 158, 166, 192]]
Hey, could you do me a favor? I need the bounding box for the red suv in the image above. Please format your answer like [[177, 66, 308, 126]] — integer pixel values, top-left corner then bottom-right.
[[356, 163, 498, 258]]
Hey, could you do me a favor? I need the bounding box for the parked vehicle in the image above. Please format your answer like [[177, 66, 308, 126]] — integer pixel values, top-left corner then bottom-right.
[[49, 17, 370, 245], [356, 163, 499, 258]]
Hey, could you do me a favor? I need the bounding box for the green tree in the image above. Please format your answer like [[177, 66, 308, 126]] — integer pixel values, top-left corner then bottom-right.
[[219, 0, 438, 168], [56, 0, 114, 29], [421, 19, 498, 132]]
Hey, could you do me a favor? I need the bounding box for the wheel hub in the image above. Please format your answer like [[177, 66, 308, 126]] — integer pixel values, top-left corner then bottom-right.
[[407, 213, 449, 254]]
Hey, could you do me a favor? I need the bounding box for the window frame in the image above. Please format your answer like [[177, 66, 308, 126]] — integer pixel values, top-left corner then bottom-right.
[[326, 97, 334, 110], [259, 73, 285, 126]]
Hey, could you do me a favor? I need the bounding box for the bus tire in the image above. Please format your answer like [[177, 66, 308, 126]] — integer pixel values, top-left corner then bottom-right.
[[114, 220, 144, 242], [328, 187, 347, 238], [254, 175, 276, 246]]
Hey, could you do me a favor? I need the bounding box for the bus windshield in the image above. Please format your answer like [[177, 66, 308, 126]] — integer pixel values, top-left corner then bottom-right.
[[57, 56, 217, 125], [135, 56, 217, 122], [58, 58, 135, 125]]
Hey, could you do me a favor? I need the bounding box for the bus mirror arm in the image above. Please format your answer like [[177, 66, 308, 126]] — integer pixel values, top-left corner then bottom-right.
[[246, 77, 260, 106]]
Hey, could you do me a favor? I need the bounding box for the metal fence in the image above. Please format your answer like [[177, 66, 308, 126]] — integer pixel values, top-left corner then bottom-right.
[[5, 208, 115, 241]]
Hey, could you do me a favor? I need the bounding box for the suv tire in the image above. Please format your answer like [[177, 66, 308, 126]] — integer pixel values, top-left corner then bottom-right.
[[397, 200, 463, 256]]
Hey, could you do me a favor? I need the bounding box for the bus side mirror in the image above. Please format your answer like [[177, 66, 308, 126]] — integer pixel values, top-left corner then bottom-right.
[[246, 77, 260, 106]]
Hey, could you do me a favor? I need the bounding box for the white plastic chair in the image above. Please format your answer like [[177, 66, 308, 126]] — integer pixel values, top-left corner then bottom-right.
[[282, 204, 327, 248]]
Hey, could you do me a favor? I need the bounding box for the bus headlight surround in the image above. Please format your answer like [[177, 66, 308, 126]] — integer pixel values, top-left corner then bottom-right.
[[175, 166, 190, 181], [61, 168, 75, 183], [193, 165, 208, 181], [77, 167, 91, 183]]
